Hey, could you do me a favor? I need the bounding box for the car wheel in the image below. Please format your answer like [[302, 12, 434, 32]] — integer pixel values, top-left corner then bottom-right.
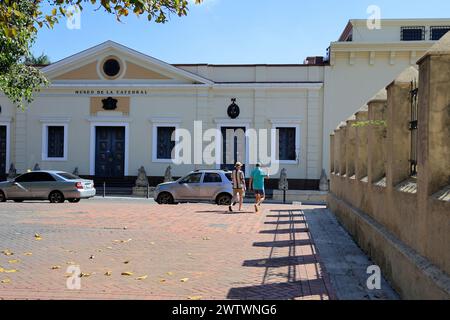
[[216, 193, 232, 206], [156, 192, 174, 205], [68, 198, 81, 203], [49, 191, 65, 204], [0, 191, 6, 202], [13, 200, 24, 203]]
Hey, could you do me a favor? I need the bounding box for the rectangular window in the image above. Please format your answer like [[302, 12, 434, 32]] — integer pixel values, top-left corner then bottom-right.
[[401, 27, 425, 41], [277, 127, 297, 161], [430, 26, 450, 40], [47, 126, 65, 158], [156, 126, 176, 160]]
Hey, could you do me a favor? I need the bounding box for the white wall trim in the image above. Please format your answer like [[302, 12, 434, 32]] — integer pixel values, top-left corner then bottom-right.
[[271, 122, 301, 165], [0, 121, 11, 174], [0, 117, 12, 123], [213, 118, 252, 125], [86, 116, 132, 123], [89, 122, 130, 176], [151, 122, 180, 164], [39, 117, 71, 123], [149, 117, 183, 124], [41, 123, 69, 162], [269, 118, 303, 125]]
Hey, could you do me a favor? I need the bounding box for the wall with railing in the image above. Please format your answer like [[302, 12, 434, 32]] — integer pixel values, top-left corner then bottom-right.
[[328, 33, 450, 299]]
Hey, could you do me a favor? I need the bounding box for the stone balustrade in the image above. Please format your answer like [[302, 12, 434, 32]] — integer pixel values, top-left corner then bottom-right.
[[328, 33, 450, 299]]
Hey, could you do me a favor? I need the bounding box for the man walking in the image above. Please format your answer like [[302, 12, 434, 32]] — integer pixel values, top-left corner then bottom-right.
[[229, 162, 246, 212], [249, 164, 269, 212]]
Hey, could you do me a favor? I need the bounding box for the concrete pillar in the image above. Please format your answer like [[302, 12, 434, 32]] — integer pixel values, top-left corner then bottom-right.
[[386, 67, 419, 188], [346, 119, 357, 178], [367, 90, 388, 184], [355, 109, 369, 180], [417, 37, 450, 196]]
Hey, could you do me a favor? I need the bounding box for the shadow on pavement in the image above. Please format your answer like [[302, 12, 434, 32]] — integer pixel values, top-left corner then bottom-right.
[[227, 279, 329, 300], [226, 208, 333, 300], [253, 239, 312, 248]]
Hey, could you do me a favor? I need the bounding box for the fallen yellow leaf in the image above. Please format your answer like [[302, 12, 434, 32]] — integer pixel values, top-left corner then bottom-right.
[[105, 271, 112, 276], [106, 246, 113, 250], [180, 278, 189, 283], [159, 279, 166, 283], [188, 296, 203, 300], [4, 269, 18, 273], [8, 260, 19, 264], [0, 268, 4, 273], [34, 234, 42, 240], [123, 260, 131, 264], [80, 273, 91, 278], [136, 275, 148, 280], [202, 237, 211, 240], [167, 272, 174, 276], [51, 266, 61, 270], [121, 272, 133, 276], [1, 278, 11, 284], [24, 252, 33, 256]]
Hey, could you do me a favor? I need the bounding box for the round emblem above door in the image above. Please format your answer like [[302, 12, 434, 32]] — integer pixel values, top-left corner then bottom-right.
[[227, 98, 240, 119]]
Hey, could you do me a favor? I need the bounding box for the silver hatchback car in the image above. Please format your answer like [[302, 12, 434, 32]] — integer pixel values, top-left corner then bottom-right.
[[155, 170, 233, 205], [0, 171, 96, 203]]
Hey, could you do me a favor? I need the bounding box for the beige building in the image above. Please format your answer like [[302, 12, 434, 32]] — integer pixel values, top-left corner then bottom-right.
[[0, 19, 448, 188]]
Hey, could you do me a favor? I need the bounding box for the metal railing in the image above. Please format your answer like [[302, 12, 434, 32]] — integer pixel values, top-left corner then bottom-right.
[[409, 80, 419, 176]]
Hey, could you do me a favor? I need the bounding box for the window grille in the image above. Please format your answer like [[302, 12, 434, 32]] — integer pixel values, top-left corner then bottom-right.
[[401, 27, 425, 41]]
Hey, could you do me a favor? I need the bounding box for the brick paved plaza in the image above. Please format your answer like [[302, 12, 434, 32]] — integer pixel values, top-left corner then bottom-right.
[[0, 198, 397, 300]]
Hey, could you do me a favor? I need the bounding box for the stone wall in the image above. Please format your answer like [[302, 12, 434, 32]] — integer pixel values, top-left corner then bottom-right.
[[328, 33, 450, 300]]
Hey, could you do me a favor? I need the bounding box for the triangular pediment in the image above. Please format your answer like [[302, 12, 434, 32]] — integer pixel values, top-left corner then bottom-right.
[[43, 41, 212, 85]]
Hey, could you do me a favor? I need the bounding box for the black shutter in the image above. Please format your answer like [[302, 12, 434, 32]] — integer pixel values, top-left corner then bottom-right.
[[48, 126, 64, 158], [278, 127, 297, 161], [157, 127, 176, 160]]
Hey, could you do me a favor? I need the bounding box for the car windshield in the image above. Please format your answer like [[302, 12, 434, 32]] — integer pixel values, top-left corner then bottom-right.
[[56, 172, 80, 180]]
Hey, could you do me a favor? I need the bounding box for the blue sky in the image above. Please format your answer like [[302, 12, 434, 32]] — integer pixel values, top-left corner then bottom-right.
[[32, 0, 450, 64]]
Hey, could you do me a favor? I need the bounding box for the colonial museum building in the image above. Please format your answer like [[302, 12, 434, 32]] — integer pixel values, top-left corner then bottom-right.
[[0, 19, 449, 188]]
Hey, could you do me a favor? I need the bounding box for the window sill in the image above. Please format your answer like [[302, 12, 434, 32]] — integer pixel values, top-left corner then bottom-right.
[[275, 160, 298, 165], [42, 157, 67, 162], [152, 158, 175, 164]]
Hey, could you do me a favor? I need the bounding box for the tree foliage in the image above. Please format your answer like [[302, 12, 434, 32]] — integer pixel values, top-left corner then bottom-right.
[[25, 53, 51, 65], [0, 1, 48, 108], [0, 0, 202, 108]]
